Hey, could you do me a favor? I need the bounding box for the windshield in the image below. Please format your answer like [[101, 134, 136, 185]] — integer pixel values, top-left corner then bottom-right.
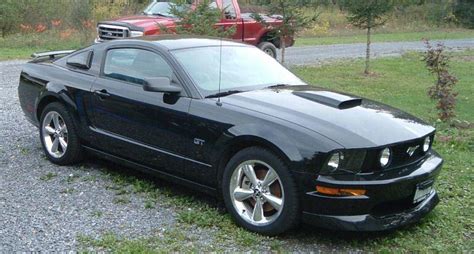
[[171, 46, 305, 97], [143, 1, 187, 17]]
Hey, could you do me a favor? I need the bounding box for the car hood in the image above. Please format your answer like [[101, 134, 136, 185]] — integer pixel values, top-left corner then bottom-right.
[[222, 85, 435, 148], [116, 15, 175, 29]]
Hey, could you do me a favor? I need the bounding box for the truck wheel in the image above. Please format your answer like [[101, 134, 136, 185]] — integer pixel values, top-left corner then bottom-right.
[[39, 102, 83, 165], [258, 42, 277, 59], [222, 147, 299, 235]]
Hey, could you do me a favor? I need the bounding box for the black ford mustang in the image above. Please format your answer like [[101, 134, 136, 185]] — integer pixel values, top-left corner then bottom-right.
[[18, 36, 443, 235]]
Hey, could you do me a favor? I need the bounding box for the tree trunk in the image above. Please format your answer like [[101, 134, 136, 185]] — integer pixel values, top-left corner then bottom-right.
[[280, 35, 286, 64], [365, 26, 371, 75]]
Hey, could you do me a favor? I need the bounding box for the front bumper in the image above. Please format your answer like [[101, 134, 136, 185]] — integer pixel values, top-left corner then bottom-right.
[[300, 152, 443, 231]]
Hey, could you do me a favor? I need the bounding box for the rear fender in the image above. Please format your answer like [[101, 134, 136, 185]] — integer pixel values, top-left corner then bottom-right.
[[35, 83, 85, 137], [35, 82, 77, 121]]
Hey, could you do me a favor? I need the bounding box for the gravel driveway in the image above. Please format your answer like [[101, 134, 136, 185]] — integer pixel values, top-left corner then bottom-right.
[[284, 38, 474, 65], [0, 60, 177, 251], [0, 38, 472, 251]]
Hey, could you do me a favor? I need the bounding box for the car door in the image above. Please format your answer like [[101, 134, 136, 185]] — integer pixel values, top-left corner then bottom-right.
[[89, 47, 191, 176]]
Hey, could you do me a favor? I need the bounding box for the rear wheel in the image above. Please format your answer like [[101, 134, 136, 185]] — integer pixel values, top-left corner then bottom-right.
[[258, 42, 277, 59], [222, 147, 299, 235], [40, 102, 83, 165]]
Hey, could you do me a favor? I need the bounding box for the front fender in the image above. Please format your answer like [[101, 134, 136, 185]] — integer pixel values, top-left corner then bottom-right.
[[220, 123, 304, 162], [212, 123, 306, 176], [212, 120, 342, 175]]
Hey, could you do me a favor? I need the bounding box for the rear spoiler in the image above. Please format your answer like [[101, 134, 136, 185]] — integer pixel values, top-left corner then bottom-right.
[[31, 50, 76, 60]]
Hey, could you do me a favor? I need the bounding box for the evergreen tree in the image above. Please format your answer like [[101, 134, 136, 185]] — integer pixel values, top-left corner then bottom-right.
[[341, 0, 394, 75]]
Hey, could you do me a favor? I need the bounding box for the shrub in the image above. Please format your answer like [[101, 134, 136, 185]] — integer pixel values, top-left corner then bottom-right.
[[423, 40, 459, 122], [168, 0, 235, 37], [0, 1, 21, 37]]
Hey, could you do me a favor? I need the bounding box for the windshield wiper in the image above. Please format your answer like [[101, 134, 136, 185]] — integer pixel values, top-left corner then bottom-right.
[[206, 90, 243, 98]]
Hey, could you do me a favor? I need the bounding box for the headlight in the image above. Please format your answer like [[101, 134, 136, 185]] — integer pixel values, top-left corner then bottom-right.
[[423, 136, 431, 152], [320, 150, 366, 175], [130, 31, 144, 37], [379, 148, 391, 168], [327, 152, 342, 172]]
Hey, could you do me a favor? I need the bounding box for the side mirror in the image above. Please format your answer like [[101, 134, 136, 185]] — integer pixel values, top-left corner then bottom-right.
[[143, 77, 182, 94]]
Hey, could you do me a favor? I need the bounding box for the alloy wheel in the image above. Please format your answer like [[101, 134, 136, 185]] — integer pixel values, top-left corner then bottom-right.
[[229, 160, 284, 226], [41, 111, 68, 158]]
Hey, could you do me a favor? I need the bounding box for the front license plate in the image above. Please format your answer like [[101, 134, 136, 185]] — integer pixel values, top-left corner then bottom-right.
[[413, 180, 434, 204]]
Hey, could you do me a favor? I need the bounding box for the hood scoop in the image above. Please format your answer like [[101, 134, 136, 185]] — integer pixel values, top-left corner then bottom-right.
[[293, 91, 362, 109]]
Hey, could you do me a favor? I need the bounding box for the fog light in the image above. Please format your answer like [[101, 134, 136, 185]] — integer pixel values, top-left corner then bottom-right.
[[316, 186, 366, 196], [423, 136, 431, 152], [380, 148, 391, 168]]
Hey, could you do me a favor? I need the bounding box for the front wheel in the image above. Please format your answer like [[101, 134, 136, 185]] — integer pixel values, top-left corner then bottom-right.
[[222, 147, 299, 235], [258, 42, 278, 59]]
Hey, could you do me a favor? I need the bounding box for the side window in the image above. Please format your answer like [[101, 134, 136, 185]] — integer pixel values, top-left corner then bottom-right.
[[66, 50, 93, 69], [222, 0, 236, 19], [103, 48, 173, 85]]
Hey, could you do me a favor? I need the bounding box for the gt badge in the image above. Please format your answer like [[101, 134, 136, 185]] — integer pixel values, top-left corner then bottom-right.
[[194, 138, 205, 146]]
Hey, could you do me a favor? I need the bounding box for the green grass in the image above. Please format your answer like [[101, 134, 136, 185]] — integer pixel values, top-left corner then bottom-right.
[[78, 51, 473, 252], [40, 172, 58, 181], [296, 29, 474, 46], [0, 31, 91, 60]]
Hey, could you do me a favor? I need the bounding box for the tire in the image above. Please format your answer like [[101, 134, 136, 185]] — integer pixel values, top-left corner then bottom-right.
[[222, 147, 299, 235], [258, 42, 278, 59], [39, 102, 83, 165]]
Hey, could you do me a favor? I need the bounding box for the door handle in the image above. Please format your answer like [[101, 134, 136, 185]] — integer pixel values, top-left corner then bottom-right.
[[94, 89, 110, 99]]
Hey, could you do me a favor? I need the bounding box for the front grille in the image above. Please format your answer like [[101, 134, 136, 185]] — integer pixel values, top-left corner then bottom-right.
[[360, 135, 433, 173], [389, 138, 428, 168], [98, 24, 129, 41]]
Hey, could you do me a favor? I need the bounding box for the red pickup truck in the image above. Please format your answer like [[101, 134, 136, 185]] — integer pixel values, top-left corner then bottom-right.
[[95, 0, 294, 58]]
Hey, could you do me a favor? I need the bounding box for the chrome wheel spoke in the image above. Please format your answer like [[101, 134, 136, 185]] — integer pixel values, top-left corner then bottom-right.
[[262, 168, 278, 188], [51, 138, 59, 153], [59, 137, 68, 151], [252, 199, 264, 222], [242, 164, 258, 186], [52, 114, 60, 129], [263, 193, 283, 211], [45, 126, 56, 135], [60, 124, 68, 134], [233, 187, 254, 201]]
